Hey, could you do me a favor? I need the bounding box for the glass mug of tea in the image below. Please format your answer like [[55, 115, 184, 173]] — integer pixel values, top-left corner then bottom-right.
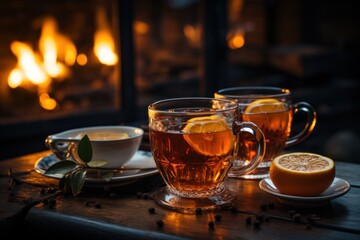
[[148, 97, 265, 213], [215, 86, 317, 179]]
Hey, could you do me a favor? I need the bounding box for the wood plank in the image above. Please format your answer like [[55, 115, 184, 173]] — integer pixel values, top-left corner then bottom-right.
[[1, 151, 359, 239]]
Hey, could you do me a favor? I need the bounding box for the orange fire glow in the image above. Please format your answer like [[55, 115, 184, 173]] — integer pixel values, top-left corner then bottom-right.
[[9, 41, 49, 86], [7, 13, 118, 111], [39, 93, 57, 110], [94, 7, 118, 66], [228, 28, 245, 49], [39, 16, 75, 79], [183, 24, 201, 47]]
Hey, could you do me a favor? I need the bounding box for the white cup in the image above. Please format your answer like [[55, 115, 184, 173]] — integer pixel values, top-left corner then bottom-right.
[[45, 126, 143, 169]]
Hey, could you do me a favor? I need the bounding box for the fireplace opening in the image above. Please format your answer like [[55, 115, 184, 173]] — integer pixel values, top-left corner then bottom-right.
[[0, 0, 121, 123]]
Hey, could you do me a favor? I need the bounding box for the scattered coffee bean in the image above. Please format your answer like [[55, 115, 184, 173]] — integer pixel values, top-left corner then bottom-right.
[[245, 216, 252, 225], [260, 204, 268, 211], [148, 207, 156, 214], [47, 187, 57, 194], [289, 210, 296, 217], [256, 215, 264, 223], [136, 192, 143, 198], [142, 193, 150, 200], [253, 220, 261, 229], [208, 221, 215, 229], [156, 220, 164, 228], [195, 208, 202, 215], [292, 213, 301, 222], [230, 206, 237, 213]]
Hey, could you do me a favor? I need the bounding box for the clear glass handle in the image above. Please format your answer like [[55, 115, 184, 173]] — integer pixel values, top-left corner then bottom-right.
[[286, 101, 317, 147], [231, 121, 266, 175]]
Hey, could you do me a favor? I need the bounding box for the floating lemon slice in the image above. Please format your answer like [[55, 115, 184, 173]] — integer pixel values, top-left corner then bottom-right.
[[269, 152, 335, 197], [183, 115, 235, 156], [245, 98, 286, 113]]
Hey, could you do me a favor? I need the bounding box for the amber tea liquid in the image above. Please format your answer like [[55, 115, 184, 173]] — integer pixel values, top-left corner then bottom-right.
[[150, 128, 236, 198], [238, 109, 292, 166]]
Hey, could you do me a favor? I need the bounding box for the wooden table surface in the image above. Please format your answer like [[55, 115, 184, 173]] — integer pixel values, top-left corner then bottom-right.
[[1, 150, 359, 239]]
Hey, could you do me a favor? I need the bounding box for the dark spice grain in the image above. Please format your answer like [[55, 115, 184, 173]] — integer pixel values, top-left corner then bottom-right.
[[136, 192, 143, 198], [253, 220, 261, 229], [260, 204, 268, 211], [195, 208, 202, 215], [256, 215, 264, 223], [156, 220, 164, 228], [292, 213, 302, 222], [245, 216, 252, 225], [268, 202, 275, 209], [148, 207, 156, 214], [142, 193, 150, 200], [230, 206, 237, 213], [208, 221, 215, 229], [47, 187, 57, 194]]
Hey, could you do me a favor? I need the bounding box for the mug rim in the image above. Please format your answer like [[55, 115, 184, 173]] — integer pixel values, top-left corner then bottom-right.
[[148, 97, 238, 115], [49, 125, 144, 142], [215, 86, 291, 99]]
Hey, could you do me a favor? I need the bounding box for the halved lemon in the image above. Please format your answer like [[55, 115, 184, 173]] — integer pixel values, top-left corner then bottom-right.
[[183, 115, 235, 156], [269, 152, 335, 196], [244, 98, 286, 113]]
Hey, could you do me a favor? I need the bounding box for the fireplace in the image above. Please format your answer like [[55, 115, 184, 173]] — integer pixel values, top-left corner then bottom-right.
[[0, 0, 135, 159], [1, 0, 359, 161]]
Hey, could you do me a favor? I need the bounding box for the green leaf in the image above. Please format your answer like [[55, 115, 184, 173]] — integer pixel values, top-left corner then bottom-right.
[[87, 159, 108, 168], [45, 160, 77, 174], [59, 173, 72, 194], [71, 169, 86, 196], [98, 170, 113, 182], [78, 135, 92, 163], [59, 175, 66, 190]]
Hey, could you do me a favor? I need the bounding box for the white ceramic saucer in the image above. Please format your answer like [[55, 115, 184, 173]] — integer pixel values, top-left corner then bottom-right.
[[259, 177, 351, 207], [34, 151, 158, 187]]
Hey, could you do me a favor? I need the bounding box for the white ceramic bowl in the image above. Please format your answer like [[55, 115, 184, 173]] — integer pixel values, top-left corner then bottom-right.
[[45, 126, 144, 169]]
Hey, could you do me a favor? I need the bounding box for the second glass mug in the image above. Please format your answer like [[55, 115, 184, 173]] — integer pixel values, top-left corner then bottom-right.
[[215, 86, 317, 179], [148, 97, 265, 213]]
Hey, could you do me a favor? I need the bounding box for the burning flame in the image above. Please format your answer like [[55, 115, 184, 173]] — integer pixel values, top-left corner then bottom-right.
[[94, 7, 118, 66], [7, 17, 78, 110], [39, 16, 76, 78], [9, 41, 49, 86], [7, 12, 118, 111]]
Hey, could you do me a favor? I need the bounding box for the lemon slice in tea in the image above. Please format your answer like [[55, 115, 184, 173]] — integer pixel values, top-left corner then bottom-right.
[[183, 115, 235, 156], [245, 98, 286, 113]]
